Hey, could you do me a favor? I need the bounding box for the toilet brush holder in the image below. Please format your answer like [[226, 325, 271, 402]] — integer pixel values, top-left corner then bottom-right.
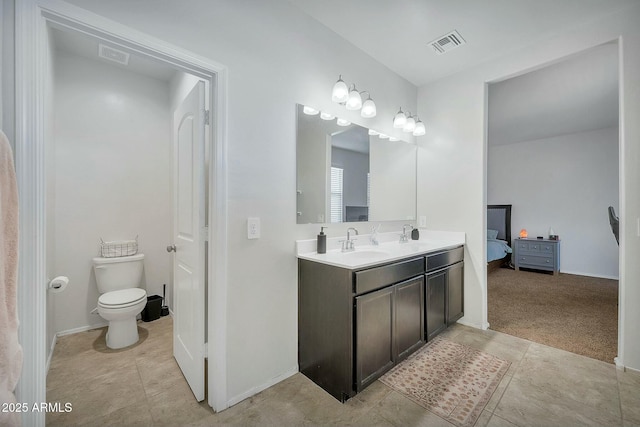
[[160, 283, 169, 317]]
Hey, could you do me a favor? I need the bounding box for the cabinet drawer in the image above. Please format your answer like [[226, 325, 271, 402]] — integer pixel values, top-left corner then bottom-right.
[[540, 243, 556, 254], [517, 241, 543, 252], [355, 257, 424, 295], [426, 246, 464, 272], [518, 255, 554, 268]]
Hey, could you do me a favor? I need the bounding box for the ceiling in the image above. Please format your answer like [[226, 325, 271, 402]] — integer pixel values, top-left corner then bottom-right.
[[288, 0, 636, 87]]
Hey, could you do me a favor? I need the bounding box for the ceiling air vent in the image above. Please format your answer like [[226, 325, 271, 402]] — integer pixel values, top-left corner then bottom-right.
[[429, 30, 466, 55], [98, 43, 130, 65]]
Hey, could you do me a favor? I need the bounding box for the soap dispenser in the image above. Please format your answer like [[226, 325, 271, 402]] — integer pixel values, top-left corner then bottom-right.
[[317, 227, 327, 254]]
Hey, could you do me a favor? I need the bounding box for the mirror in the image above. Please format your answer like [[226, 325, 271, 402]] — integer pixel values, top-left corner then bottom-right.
[[296, 104, 417, 224]]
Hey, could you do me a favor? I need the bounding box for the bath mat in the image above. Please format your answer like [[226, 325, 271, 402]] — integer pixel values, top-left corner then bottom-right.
[[379, 337, 510, 427]]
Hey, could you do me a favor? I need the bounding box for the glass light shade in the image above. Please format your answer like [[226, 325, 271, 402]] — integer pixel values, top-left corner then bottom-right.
[[303, 105, 319, 115], [389, 137, 399, 142], [320, 112, 335, 120], [403, 116, 416, 133], [361, 98, 376, 118], [332, 77, 349, 103], [413, 120, 426, 136], [336, 118, 351, 126], [345, 89, 362, 110], [393, 109, 407, 128], [379, 134, 389, 139], [368, 129, 379, 136]]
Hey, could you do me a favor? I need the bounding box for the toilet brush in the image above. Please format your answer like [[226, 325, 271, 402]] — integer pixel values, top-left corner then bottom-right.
[[160, 283, 169, 317]]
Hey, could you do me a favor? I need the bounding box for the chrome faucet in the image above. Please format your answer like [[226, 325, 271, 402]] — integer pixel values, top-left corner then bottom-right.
[[399, 224, 413, 243], [370, 224, 380, 246], [341, 227, 359, 252]]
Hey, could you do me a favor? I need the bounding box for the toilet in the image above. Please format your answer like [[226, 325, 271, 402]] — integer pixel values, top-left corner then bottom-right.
[[93, 253, 147, 349]]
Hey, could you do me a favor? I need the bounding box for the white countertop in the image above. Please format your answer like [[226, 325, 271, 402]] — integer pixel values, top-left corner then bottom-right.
[[296, 230, 465, 269]]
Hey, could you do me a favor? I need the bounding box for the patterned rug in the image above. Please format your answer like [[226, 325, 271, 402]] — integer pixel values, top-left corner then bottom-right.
[[380, 337, 510, 427]]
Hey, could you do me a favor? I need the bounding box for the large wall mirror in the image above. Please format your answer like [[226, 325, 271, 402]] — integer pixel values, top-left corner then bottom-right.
[[296, 104, 417, 224]]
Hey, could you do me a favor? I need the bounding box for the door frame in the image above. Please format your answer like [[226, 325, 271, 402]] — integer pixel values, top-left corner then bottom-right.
[[14, 0, 229, 424]]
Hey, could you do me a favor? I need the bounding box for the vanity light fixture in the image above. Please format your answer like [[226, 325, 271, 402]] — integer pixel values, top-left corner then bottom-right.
[[402, 113, 416, 133], [368, 129, 379, 136], [331, 75, 349, 103], [320, 112, 335, 120], [345, 85, 363, 110], [413, 118, 426, 136], [331, 75, 377, 118], [336, 118, 351, 126], [360, 92, 377, 118], [303, 105, 320, 115], [393, 108, 407, 128], [389, 137, 399, 142], [379, 134, 389, 139]]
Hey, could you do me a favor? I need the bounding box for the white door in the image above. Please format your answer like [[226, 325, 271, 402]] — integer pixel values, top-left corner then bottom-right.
[[170, 81, 206, 401]]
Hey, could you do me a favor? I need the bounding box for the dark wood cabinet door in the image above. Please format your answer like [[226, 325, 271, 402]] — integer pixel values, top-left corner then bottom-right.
[[426, 270, 447, 341], [355, 287, 394, 391], [447, 261, 464, 324], [394, 276, 425, 362]]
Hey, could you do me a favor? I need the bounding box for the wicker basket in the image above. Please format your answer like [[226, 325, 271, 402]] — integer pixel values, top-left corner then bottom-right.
[[100, 237, 138, 258]]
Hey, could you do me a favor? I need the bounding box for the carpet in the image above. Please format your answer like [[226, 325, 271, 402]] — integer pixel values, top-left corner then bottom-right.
[[380, 337, 510, 427], [488, 268, 618, 363]]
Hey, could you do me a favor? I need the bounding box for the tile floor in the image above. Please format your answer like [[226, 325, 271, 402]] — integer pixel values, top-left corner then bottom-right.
[[47, 316, 640, 426]]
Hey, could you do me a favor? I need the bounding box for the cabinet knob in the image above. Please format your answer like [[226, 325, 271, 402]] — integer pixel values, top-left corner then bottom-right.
[[546, 260, 550, 263]]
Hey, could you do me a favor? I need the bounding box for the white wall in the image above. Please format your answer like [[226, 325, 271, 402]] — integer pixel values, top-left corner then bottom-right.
[[1, 0, 15, 148], [50, 50, 172, 333], [417, 4, 640, 370], [63, 0, 418, 403], [488, 127, 619, 279]]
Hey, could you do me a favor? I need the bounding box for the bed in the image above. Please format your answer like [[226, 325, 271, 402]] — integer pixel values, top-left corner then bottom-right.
[[487, 204, 513, 273]]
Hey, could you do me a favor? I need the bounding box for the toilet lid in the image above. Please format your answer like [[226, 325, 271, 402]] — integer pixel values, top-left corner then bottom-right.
[[99, 288, 147, 307]]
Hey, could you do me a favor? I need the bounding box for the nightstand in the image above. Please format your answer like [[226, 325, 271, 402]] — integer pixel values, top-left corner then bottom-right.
[[514, 238, 560, 275]]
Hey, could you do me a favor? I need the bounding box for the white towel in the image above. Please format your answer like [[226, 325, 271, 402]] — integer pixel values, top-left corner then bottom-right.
[[0, 130, 22, 427]]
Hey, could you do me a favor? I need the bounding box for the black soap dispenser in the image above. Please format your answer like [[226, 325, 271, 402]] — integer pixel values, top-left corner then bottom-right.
[[317, 227, 327, 254]]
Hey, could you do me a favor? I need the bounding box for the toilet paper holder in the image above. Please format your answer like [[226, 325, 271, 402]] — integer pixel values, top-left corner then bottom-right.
[[48, 276, 69, 293]]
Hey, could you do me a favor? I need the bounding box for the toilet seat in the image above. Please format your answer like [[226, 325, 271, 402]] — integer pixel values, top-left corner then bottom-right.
[[98, 288, 147, 309]]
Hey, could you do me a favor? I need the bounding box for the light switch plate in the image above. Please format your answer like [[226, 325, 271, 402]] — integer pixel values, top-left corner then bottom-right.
[[247, 217, 261, 239], [419, 216, 427, 228]]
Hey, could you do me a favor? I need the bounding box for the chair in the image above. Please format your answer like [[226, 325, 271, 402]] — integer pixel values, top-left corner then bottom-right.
[[608, 206, 619, 245]]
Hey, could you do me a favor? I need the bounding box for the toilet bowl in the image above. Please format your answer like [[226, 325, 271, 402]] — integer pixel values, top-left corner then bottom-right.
[[93, 253, 146, 349], [97, 288, 147, 349]]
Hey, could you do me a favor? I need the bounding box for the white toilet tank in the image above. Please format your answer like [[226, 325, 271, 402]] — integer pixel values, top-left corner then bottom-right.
[[93, 253, 145, 294]]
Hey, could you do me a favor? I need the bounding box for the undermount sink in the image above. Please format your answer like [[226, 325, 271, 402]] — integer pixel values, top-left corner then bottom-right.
[[339, 250, 391, 260]]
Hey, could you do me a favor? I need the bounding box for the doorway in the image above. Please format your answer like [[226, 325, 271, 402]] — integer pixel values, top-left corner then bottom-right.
[[14, 3, 229, 425], [485, 42, 620, 363]]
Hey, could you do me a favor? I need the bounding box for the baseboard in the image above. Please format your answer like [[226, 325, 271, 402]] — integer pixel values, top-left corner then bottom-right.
[[615, 357, 640, 374], [226, 366, 298, 408], [56, 322, 108, 337], [560, 270, 619, 280], [456, 319, 489, 330], [46, 334, 57, 375]]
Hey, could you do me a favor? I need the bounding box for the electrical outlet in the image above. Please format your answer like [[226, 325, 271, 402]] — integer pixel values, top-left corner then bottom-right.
[[419, 216, 427, 228], [247, 217, 261, 239]]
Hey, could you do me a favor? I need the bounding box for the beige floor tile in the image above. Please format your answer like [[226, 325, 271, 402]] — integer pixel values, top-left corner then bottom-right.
[[486, 414, 519, 427], [79, 401, 155, 427], [485, 370, 514, 413], [137, 356, 186, 398], [372, 391, 456, 427], [47, 363, 147, 426], [618, 369, 640, 425], [146, 378, 214, 426], [513, 342, 620, 418], [495, 376, 623, 427]]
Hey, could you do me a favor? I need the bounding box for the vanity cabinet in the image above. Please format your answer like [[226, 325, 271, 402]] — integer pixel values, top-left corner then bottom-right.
[[425, 247, 464, 341], [298, 246, 462, 402]]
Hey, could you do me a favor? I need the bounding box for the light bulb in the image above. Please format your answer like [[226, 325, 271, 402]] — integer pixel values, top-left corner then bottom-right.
[[368, 129, 379, 136], [393, 108, 407, 128], [379, 134, 389, 139], [331, 76, 349, 103], [389, 137, 399, 142], [320, 112, 335, 120], [361, 97, 376, 118], [336, 118, 351, 126], [303, 106, 319, 115], [346, 87, 362, 110], [403, 115, 416, 133], [413, 120, 426, 136]]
